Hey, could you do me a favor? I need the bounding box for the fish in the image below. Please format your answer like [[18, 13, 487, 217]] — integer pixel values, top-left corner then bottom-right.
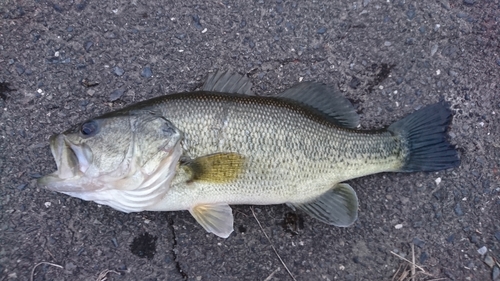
[[38, 71, 460, 238]]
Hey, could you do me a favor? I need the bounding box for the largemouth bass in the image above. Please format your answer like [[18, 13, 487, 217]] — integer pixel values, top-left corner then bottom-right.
[[38, 71, 460, 238]]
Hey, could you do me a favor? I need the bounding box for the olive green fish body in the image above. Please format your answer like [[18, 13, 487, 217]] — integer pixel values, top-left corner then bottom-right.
[[136, 93, 402, 209], [38, 71, 460, 238]]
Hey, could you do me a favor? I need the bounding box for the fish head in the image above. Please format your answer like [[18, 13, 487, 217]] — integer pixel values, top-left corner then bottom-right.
[[38, 110, 184, 212]]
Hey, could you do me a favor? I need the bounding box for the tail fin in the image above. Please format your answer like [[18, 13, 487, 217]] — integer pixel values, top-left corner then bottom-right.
[[388, 102, 460, 172]]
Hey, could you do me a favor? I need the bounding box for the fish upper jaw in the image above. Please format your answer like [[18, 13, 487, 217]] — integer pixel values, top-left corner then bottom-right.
[[37, 134, 91, 192]]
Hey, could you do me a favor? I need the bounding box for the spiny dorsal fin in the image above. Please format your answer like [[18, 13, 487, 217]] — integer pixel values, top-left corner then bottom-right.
[[288, 183, 358, 227], [279, 82, 359, 129], [181, 153, 245, 183], [190, 203, 234, 238], [202, 71, 254, 95]]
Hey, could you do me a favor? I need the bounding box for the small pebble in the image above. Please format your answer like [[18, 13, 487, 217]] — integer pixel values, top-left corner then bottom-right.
[[405, 38, 415, 45], [349, 77, 361, 89], [15, 64, 25, 75], [477, 246, 487, 255], [494, 231, 500, 242], [484, 255, 495, 268], [470, 234, 480, 245], [384, 41, 391, 46], [53, 3, 63, 12], [412, 237, 425, 248], [463, 0, 475, 6], [76, 1, 87, 11], [104, 32, 117, 39], [79, 100, 90, 107], [192, 14, 202, 30], [111, 237, 119, 248], [435, 177, 441, 185], [84, 41, 93, 52], [30, 173, 42, 178], [395, 224, 403, 229], [406, 8, 416, 20], [431, 44, 438, 56], [317, 27, 327, 34], [141, 66, 153, 78], [496, 59, 500, 67], [113, 67, 124, 76], [446, 234, 455, 243], [493, 266, 500, 280], [109, 89, 125, 101], [454, 203, 464, 216], [419, 252, 428, 264], [77, 247, 85, 256], [275, 3, 284, 14]]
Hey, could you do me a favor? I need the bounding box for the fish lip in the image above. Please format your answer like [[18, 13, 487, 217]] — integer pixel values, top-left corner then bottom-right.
[[37, 134, 86, 191]]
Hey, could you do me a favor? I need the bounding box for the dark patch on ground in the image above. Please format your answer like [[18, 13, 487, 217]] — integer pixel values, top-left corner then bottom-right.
[[366, 63, 395, 93], [80, 78, 99, 88], [281, 212, 304, 236], [130, 232, 158, 260], [0, 82, 16, 100]]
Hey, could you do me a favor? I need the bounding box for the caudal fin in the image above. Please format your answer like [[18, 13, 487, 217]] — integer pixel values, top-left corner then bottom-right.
[[388, 102, 460, 172]]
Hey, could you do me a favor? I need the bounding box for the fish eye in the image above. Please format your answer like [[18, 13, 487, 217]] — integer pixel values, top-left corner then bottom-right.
[[80, 120, 99, 137]]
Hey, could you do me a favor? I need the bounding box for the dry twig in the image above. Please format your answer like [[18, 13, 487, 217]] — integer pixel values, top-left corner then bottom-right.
[[390, 243, 437, 281], [30, 262, 63, 281], [96, 269, 120, 281], [250, 207, 297, 281]]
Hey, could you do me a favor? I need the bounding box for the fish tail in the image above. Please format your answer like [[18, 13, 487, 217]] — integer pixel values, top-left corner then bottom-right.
[[388, 102, 460, 172]]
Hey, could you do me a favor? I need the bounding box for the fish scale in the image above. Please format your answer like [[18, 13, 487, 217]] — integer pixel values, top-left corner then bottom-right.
[[138, 92, 404, 206]]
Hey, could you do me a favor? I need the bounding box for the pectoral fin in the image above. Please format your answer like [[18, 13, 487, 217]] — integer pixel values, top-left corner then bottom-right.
[[190, 203, 234, 238], [289, 183, 358, 227], [181, 153, 245, 183]]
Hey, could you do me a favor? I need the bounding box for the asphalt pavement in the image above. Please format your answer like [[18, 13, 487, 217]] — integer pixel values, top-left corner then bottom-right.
[[1, 0, 499, 280]]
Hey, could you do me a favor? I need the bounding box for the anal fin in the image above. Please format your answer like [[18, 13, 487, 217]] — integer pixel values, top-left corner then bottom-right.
[[190, 203, 234, 238], [289, 183, 358, 227]]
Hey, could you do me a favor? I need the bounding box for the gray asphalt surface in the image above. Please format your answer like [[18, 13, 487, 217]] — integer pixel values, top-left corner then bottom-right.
[[1, 0, 499, 280]]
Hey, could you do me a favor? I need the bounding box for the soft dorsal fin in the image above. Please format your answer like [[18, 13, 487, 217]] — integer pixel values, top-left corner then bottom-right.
[[279, 82, 359, 128], [288, 183, 358, 227], [202, 71, 254, 95]]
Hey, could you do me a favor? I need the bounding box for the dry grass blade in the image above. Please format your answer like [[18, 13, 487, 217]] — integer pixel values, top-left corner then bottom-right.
[[411, 243, 416, 280], [263, 267, 281, 281], [96, 269, 119, 281], [250, 207, 297, 281], [30, 262, 63, 281], [390, 243, 439, 281], [390, 250, 427, 273]]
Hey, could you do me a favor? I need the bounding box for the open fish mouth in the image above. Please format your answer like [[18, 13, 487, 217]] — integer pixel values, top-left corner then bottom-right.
[[37, 134, 92, 191]]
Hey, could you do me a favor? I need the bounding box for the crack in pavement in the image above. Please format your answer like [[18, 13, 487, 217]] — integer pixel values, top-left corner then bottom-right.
[[167, 216, 188, 280]]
